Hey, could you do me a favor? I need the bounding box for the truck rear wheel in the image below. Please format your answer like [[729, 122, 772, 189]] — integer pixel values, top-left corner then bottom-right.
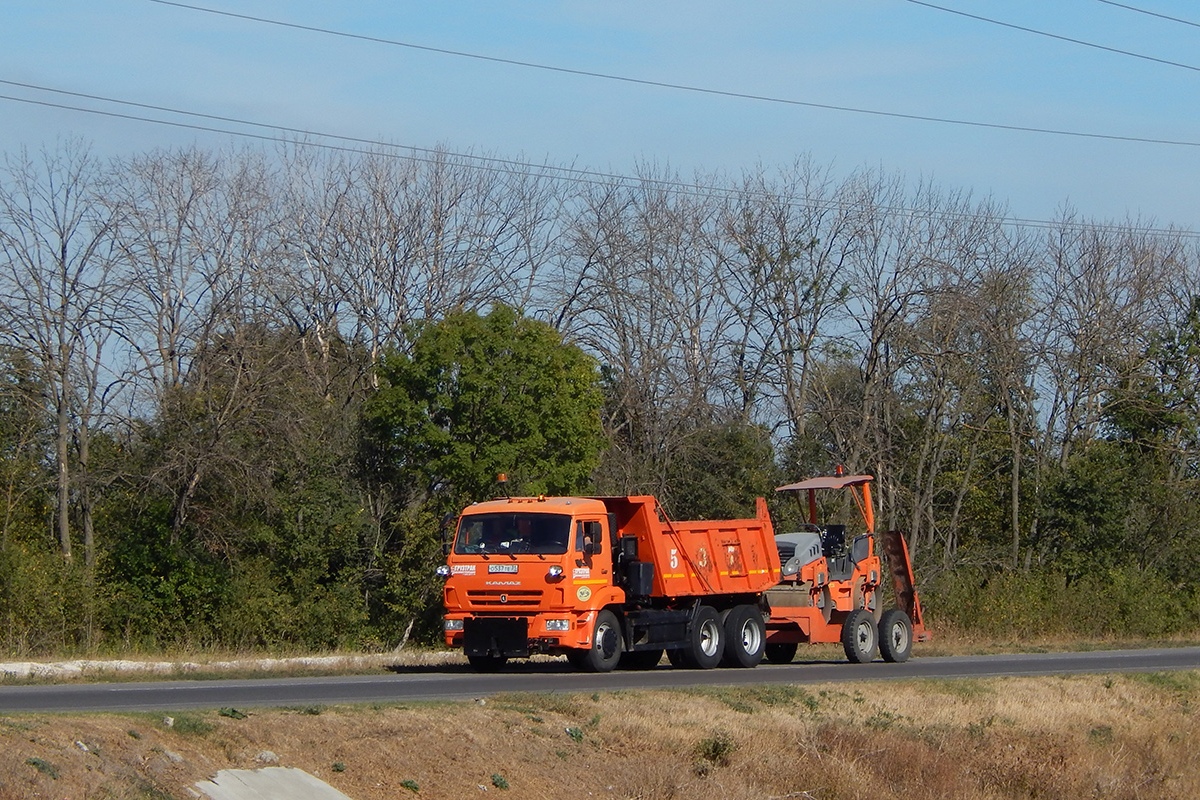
[[619, 649, 663, 670], [721, 605, 765, 668], [764, 642, 798, 664], [578, 610, 622, 673], [679, 605, 723, 669], [841, 608, 878, 663], [878, 608, 913, 663]]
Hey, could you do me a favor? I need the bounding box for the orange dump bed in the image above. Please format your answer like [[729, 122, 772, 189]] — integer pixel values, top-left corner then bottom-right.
[[598, 496, 781, 599]]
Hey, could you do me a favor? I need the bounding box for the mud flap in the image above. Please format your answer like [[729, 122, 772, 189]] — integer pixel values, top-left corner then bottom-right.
[[464, 617, 530, 658]]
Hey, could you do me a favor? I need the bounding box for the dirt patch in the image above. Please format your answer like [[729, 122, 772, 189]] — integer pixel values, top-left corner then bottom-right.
[[1, 673, 1198, 799]]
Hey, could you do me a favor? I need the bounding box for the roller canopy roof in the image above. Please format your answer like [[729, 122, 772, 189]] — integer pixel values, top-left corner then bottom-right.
[[776, 474, 874, 492]]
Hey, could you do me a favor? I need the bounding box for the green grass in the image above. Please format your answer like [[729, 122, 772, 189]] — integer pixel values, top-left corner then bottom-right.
[[160, 712, 215, 736], [1127, 671, 1200, 694], [673, 684, 821, 714]]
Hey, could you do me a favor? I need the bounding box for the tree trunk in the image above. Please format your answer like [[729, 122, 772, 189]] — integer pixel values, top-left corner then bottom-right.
[[56, 393, 72, 560]]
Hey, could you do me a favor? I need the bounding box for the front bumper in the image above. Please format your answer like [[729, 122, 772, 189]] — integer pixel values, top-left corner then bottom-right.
[[445, 610, 596, 654]]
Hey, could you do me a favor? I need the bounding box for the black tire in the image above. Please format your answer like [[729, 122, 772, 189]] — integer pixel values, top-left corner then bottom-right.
[[467, 654, 507, 672], [680, 605, 724, 669], [878, 608, 913, 663], [764, 642, 798, 664], [564, 649, 589, 670], [841, 608, 878, 663], [618, 649, 664, 670], [578, 610, 623, 673], [721, 605, 766, 668], [666, 648, 688, 668]]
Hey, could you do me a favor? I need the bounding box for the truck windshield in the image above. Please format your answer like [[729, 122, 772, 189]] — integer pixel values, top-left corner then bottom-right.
[[455, 513, 572, 555]]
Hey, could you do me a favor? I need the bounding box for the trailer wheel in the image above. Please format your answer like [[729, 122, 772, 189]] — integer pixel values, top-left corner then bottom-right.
[[721, 605, 765, 668], [619, 649, 664, 670], [666, 648, 687, 668], [853, 581, 882, 622], [467, 654, 507, 672], [765, 642, 798, 664], [841, 608, 878, 663], [680, 605, 724, 669], [578, 610, 623, 673], [878, 608, 913, 663]]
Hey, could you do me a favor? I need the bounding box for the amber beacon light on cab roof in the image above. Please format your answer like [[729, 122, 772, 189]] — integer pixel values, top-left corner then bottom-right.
[[437, 468, 930, 672]]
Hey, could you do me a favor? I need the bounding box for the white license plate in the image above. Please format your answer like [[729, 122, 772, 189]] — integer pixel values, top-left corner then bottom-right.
[[488, 563, 518, 574]]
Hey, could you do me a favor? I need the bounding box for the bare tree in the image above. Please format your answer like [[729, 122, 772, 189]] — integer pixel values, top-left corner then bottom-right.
[[106, 146, 286, 538], [0, 141, 117, 563], [895, 202, 1018, 564], [717, 158, 856, 441], [1039, 212, 1182, 465], [811, 172, 956, 528], [551, 166, 739, 504], [289, 147, 561, 368]]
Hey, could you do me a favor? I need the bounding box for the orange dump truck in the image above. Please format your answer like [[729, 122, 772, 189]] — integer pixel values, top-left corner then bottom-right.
[[439, 474, 928, 672]]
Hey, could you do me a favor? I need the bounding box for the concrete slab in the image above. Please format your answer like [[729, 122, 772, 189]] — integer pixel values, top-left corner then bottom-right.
[[194, 767, 355, 800]]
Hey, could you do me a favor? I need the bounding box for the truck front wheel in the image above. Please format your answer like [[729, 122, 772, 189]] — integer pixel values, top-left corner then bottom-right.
[[467, 654, 507, 672], [577, 610, 622, 673]]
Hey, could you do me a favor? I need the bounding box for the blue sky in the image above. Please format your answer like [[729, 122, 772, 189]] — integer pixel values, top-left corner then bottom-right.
[[2, 0, 1197, 229]]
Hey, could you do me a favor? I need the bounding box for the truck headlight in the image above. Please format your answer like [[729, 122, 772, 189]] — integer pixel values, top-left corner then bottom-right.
[[444, 618, 465, 631], [547, 565, 564, 578], [436, 565, 451, 577], [545, 619, 570, 631]]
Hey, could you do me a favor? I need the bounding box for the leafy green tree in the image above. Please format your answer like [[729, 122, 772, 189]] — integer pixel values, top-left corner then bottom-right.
[[1037, 296, 1200, 583], [361, 306, 604, 645], [99, 325, 374, 650], [362, 305, 605, 510], [661, 418, 780, 521], [0, 345, 49, 550]]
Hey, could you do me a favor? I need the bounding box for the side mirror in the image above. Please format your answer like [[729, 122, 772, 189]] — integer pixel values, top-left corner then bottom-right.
[[583, 540, 596, 557]]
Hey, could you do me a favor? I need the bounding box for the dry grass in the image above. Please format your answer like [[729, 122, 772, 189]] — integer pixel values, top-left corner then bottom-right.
[[1, 672, 1198, 799], [914, 627, 1200, 658]]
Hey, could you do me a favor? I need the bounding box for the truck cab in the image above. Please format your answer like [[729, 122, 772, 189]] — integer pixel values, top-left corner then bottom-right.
[[441, 496, 623, 671]]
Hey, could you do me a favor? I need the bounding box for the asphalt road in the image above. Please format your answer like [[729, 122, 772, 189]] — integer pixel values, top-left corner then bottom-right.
[[0, 647, 1196, 714]]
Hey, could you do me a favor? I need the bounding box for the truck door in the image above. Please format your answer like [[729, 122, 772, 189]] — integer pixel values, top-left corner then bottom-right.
[[575, 518, 612, 587]]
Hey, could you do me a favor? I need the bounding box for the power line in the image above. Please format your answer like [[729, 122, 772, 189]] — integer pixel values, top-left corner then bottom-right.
[[0, 78, 628, 188], [903, 0, 1200, 72], [145, 0, 1199, 146], [1, 82, 1196, 241], [1094, 0, 1200, 30]]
